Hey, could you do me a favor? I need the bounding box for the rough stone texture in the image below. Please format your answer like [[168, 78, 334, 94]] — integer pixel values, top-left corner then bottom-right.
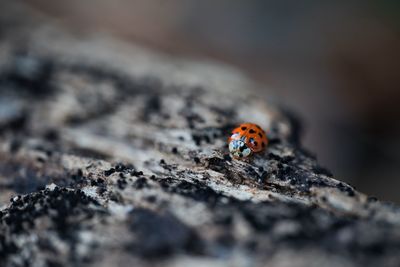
[[1, 2, 400, 267]]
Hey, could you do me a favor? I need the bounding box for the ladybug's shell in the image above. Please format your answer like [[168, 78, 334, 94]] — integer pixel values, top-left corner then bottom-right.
[[229, 123, 268, 153]]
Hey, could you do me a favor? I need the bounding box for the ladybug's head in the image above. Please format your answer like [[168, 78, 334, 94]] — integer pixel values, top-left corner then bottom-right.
[[229, 139, 252, 158]]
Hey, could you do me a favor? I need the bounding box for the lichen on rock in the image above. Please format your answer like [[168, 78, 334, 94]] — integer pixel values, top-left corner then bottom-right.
[[1, 2, 400, 267]]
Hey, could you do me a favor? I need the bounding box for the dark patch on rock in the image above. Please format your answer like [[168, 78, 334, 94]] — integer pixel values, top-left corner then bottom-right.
[[281, 155, 295, 164], [191, 125, 233, 146], [69, 169, 87, 188], [0, 52, 55, 97], [9, 138, 22, 153], [133, 177, 150, 190], [193, 157, 201, 164], [338, 182, 355, 197], [209, 106, 236, 121], [91, 178, 104, 186], [206, 157, 227, 173], [223, 154, 232, 161], [0, 187, 102, 262], [68, 147, 110, 161], [130, 170, 144, 176], [0, 160, 61, 194], [61, 63, 163, 97], [267, 153, 283, 161], [117, 180, 127, 190], [312, 165, 334, 177], [12, 171, 50, 194], [115, 163, 129, 172], [174, 180, 228, 207], [43, 129, 59, 142], [245, 166, 260, 180], [258, 171, 269, 184], [104, 168, 116, 177], [154, 177, 232, 208], [141, 94, 162, 121], [127, 208, 203, 258]]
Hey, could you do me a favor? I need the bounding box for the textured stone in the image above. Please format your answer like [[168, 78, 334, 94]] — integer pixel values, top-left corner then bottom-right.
[[1, 2, 400, 267]]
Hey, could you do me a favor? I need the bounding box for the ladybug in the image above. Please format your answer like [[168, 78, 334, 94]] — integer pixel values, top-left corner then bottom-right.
[[228, 123, 268, 158]]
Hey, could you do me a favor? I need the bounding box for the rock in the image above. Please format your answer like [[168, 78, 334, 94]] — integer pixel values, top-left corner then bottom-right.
[[1, 2, 400, 267]]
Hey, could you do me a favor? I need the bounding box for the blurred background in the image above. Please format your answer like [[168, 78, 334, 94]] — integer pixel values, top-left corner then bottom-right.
[[19, 1, 400, 202]]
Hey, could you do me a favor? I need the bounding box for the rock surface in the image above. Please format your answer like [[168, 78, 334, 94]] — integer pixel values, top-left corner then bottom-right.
[[1, 2, 400, 267]]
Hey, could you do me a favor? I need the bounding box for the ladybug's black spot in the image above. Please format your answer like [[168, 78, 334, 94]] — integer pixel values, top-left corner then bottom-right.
[[258, 133, 263, 138], [249, 129, 256, 134], [262, 142, 266, 148], [241, 126, 247, 131], [256, 125, 261, 130], [254, 141, 258, 147]]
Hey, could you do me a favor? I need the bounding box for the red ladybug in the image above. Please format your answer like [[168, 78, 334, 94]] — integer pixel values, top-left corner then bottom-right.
[[228, 123, 268, 158]]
